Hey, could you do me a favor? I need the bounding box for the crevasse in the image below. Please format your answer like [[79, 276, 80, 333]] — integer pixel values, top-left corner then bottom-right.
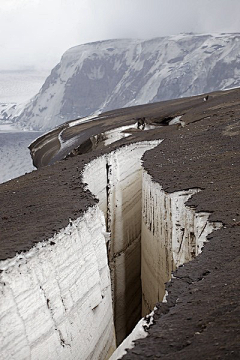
[[82, 140, 162, 345], [0, 140, 222, 360]]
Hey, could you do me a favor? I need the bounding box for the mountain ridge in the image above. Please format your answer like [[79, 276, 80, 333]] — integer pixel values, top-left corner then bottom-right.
[[5, 33, 240, 130]]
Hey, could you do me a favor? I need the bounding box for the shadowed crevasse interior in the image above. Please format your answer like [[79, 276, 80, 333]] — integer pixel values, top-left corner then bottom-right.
[[83, 141, 161, 345]]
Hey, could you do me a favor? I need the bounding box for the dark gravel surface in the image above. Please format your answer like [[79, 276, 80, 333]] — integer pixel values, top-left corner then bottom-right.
[[0, 89, 239, 359]]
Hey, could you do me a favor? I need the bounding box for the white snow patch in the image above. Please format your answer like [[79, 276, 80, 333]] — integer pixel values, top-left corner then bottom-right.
[[104, 124, 135, 146], [68, 113, 101, 127], [109, 310, 155, 360], [103, 123, 157, 146], [169, 116, 182, 125]]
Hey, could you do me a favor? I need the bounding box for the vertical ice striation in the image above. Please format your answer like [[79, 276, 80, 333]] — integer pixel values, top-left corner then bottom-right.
[[83, 141, 162, 345], [110, 169, 222, 360], [141, 170, 222, 315], [0, 207, 116, 360]]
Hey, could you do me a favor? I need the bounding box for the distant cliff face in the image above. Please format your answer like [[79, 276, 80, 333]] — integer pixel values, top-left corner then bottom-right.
[[12, 34, 240, 130]]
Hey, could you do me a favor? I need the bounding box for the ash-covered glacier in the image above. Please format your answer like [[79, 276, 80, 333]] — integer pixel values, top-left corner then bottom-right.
[[0, 88, 239, 360]]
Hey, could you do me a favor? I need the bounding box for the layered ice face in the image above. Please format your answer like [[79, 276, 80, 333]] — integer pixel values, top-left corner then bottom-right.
[[141, 171, 222, 315], [0, 207, 116, 360]]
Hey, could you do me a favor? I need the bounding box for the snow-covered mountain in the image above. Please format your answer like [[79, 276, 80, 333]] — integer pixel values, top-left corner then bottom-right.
[[8, 33, 240, 130]]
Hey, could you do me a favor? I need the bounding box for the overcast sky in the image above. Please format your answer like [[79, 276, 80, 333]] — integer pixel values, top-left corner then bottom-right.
[[0, 0, 240, 71]]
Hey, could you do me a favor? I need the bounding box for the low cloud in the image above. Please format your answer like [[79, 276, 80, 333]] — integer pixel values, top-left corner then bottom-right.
[[0, 0, 240, 70]]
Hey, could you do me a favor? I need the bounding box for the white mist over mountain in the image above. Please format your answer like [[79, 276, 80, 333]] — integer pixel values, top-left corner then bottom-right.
[[1, 0, 240, 72]]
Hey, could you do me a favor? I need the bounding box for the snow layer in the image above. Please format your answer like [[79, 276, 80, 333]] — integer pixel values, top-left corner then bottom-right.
[[83, 140, 162, 345], [104, 125, 135, 146], [10, 33, 240, 131], [0, 207, 116, 360], [103, 123, 156, 147], [169, 116, 183, 126], [68, 113, 101, 127], [141, 170, 222, 315], [109, 309, 155, 360]]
